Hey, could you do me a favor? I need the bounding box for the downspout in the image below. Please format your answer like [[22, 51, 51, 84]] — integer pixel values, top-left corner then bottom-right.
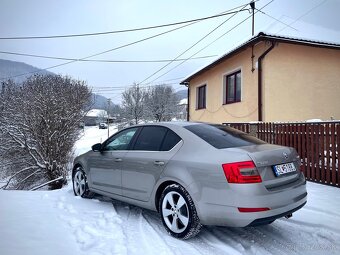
[[258, 41, 275, 121], [185, 83, 190, 121]]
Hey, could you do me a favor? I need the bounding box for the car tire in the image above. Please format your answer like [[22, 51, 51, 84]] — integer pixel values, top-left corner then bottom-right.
[[72, 166, 93, 198], [159, 184, 202, 239]]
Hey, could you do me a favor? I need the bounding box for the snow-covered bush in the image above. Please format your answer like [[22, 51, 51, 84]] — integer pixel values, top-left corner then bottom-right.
[[0, 74, 91, 190]]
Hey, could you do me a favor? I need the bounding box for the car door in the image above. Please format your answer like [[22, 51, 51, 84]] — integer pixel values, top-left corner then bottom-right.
[[88, 127, 139, 195], [122, 126, 182, 201]]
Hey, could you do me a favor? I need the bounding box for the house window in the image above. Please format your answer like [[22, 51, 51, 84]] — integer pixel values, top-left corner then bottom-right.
[[197, 85, 206, 109], [225, 70, 241, 104]]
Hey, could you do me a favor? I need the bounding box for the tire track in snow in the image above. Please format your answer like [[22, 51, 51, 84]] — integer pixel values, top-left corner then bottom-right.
[[141, 211, 207, 255], [55, 187, 340, 255], [199, 227, 247, 255], [280, 219, 340, 251], [211, 221, 323, 255], [142, 211, 236, 255], [210, 226, 287, 255], [112, 198, 222, 255], [138, 210, 175, 255], [113, 202, 157, 255], [303, 205, 340, 219], [56, 195, 127, 255]]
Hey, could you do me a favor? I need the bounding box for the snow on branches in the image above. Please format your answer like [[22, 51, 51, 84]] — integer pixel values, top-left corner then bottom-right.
[[0, 74, 91, 190], [121, 84, 180, 124]]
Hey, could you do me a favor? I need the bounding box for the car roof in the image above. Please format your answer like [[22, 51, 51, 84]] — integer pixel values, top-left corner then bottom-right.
[[131, 121, 209, 129]]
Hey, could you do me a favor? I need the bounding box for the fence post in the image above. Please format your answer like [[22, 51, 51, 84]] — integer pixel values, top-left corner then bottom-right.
[[331, 124, 336, 185]]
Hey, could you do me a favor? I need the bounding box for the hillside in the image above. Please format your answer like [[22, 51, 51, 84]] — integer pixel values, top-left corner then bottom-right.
[[0, 58, 117, 110], [0, 59, 52, 83], [175, 89, 187, 100]]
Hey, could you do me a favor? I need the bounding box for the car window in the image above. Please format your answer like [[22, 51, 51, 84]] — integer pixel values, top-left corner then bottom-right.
[[132, 126, 167, 151], [102, 127, 138, 151], [184, 124, 265, 149], [161, 129, 181, 151]]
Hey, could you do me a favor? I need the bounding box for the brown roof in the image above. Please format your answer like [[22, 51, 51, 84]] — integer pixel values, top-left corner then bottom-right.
[[180, 32, 340, 84]]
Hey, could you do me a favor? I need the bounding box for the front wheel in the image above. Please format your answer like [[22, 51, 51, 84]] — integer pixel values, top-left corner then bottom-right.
[[72, 167, 92, 198], [159, 184, 202, 239]]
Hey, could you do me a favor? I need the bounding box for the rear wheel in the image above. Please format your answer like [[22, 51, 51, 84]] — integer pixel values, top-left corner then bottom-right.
[[72, 167, 92, 198], [159, 184, 202, 239]]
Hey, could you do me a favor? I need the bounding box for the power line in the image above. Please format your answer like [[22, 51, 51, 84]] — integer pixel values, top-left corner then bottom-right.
[[0, 50, 217, 63], [146, 0, 274, 84], [1, 6, 249, 81], [91, 82, 182, 92], [137, 3, 250, 85], [276, 0, 328, 34], [0, 18, 198, 81], [255, 8, 298, 31], [90, 1, 270, 101], [92, 76, 185, 89], [0, 6, 250, 40]]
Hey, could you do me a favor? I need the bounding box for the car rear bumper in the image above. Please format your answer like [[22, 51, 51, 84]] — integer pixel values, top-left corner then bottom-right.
[[189, 174, 307, 227], [247, 200, 306, 226]]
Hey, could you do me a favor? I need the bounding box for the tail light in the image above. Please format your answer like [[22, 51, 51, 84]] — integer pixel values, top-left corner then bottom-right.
[[238, 207, 270, 212], [222, 161, 262, 183]]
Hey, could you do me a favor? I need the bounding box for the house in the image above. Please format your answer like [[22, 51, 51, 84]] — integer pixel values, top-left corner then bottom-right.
[[84, 109, 108, 126], [180, 32, 340, 123], [176, 98, 188, 120]]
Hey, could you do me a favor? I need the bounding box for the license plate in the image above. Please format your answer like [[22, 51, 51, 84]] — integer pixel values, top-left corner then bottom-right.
[[273, 162, 296, 177]]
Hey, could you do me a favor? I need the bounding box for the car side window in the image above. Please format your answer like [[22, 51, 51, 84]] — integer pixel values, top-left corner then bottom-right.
[[161, 129, 181, 151], [132, 126, 167, 151], [102, 127, 138, 151]]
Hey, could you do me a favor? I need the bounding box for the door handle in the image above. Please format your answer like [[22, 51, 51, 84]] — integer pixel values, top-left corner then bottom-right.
[[114, 158, 123, 162], [154, 161, 165, 166]]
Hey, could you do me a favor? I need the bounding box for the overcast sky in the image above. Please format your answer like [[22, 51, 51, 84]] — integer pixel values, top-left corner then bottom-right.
[[1, 0, 340, 104]]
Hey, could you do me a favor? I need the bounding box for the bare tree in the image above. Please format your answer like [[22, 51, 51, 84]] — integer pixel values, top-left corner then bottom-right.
[[121, 83, 146, 124], [0, 74, 91, 190], [144, 85, 179, 122]]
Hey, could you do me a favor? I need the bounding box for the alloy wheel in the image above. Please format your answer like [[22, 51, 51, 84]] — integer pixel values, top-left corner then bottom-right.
[[73, 170, 86, 196], [162, 191, 189, 233]]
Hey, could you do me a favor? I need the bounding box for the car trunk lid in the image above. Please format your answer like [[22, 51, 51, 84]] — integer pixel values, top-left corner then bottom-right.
[[223, 144, 301, 190]]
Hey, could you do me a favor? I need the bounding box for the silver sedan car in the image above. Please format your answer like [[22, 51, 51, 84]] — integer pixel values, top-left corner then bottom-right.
[[72, 122, 307, 239]]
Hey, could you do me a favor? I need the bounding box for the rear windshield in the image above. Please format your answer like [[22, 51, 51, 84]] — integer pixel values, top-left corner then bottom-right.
[[184, 124, 265, 149]]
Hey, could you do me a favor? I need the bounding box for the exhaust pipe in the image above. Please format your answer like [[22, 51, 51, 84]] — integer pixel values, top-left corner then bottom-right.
[[285, 213, 293, 219]]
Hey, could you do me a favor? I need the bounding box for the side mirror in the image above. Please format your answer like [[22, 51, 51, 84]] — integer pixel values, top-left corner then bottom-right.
[[92, 143, 102, 152]]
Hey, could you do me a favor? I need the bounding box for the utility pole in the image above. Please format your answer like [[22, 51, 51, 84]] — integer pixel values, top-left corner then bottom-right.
[[250, 0, 255, 36], [250, 0, 256, 72], [107, 98, 111, 138]]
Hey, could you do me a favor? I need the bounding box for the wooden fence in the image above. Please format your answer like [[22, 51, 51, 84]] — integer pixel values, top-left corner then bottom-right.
[[223, 122, 340, 187]]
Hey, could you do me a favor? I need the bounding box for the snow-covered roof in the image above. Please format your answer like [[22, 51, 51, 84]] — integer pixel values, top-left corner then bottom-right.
[[178, 98, 188, 105], [180, 32, 340, 84], [86, 109, 108, 118]]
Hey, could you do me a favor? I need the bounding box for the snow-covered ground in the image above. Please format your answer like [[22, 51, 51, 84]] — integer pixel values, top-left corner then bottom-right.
[[74, 125, 118, 156], [1, 126, 340, 255]]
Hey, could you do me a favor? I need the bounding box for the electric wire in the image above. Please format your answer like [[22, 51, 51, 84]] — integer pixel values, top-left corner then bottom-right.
[[0, 4, 251, 40], [0, 50, 217, 63], [137, 3, 250, 85], [276, 0, 328, 34], [147, 0, 274, 84], [255, 8, 298, 31], [92, 76, 184, 89], [1, 5, 250, 81], [0, 19, 198, 81]]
